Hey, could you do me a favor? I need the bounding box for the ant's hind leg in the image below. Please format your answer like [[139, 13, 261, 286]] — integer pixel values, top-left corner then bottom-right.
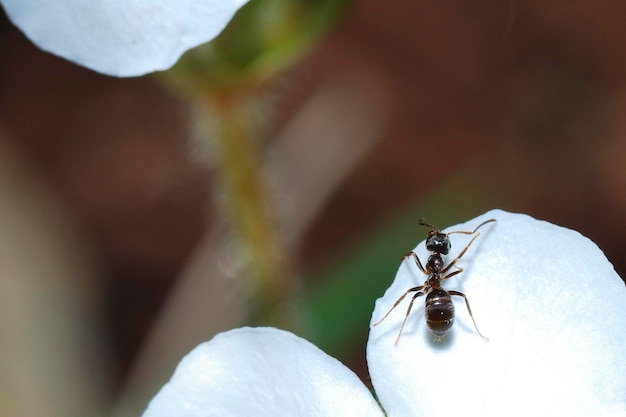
[[449, 290, 488, 341]]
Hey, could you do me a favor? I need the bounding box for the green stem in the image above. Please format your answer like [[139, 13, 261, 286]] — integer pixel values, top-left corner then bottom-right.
[[199, 91, 293, 327]]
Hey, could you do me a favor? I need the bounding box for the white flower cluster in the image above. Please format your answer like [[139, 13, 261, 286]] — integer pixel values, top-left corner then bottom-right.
[[144, 210, 626, 416]]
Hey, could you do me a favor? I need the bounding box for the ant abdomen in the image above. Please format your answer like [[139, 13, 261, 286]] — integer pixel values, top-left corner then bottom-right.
[[425, 289, 455, 337]]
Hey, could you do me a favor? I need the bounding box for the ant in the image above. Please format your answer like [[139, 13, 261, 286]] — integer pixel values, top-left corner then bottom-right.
[[373, 218, 496, 343]]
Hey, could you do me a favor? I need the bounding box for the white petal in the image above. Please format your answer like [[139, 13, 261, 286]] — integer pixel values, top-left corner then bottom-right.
[[0, 0, 248, 77], [143, 327, 383, 417], [368, 210, 626, 417]]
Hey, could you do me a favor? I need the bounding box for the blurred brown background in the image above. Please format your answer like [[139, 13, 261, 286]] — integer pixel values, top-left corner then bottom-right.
[[1, 1, 625, 416]]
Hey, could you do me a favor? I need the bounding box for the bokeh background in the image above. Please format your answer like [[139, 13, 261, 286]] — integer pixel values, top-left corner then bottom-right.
[[2, 1, 626, 416]]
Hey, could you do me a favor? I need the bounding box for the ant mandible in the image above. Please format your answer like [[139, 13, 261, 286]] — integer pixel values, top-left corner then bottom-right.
[[373, 218, 496, 343]]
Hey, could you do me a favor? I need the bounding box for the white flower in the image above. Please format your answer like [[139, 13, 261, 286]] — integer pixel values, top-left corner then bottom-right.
[[143, 210, 626, 417], [0, 0, 249, 77], [369, 209, 626, 417], [142, 327, 384, 417]]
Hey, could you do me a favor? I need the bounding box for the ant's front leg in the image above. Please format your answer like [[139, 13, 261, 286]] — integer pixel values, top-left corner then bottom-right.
[[440, 233, 480, 274], [401, 251, 427, 274]]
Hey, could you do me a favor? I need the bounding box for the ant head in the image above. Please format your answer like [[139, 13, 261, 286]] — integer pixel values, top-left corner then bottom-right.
[[419, 218, 451, 255], [425, 232, 451, 255]]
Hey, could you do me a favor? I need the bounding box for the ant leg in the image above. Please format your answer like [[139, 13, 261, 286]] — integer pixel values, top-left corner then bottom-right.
[[394, 290, 425, 344], [441, 266, 463, 281], [408, 251, 427, 274], [373, 285, 424, 327], [447, 218, 497, 236], [440, 233, 481, 274], [449, 290, 488, 341]]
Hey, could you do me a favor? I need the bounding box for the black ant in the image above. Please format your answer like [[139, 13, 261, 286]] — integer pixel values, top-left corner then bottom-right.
[[373, 218, 496, 343]]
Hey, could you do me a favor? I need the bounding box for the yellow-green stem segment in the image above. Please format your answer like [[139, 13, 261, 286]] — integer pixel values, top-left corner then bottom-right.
[[199, 91, 292, 327]]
